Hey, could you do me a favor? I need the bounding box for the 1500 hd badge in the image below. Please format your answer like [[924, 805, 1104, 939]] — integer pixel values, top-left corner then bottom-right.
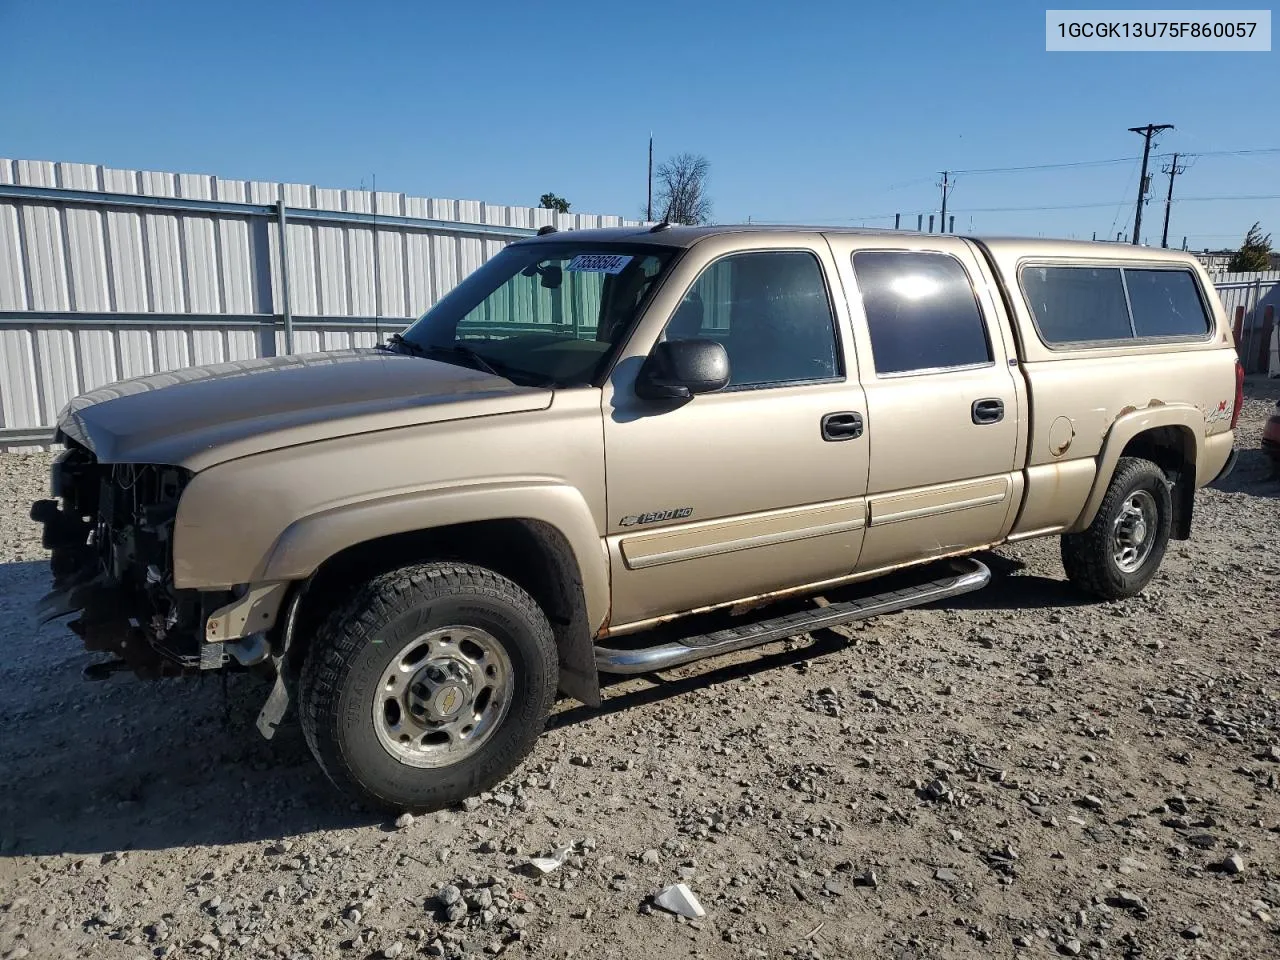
[[619, 507, 693, 527]]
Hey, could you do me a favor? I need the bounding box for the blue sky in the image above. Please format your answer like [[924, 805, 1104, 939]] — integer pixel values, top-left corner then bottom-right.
[[1, 0, 1276, 250]]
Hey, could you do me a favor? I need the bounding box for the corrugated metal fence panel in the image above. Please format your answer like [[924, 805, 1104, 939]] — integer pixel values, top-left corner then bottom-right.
[[0, 157, 645, 443], [0, 157, 642, 325], [0, 202, 26, 310], [1213, 271, 1280, 373], [1, 325, 41, 428], [1211, 270, 1280, 284]]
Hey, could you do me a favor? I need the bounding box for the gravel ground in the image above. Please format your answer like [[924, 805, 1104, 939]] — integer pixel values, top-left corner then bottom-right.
[[1, 383, 1278, 960]]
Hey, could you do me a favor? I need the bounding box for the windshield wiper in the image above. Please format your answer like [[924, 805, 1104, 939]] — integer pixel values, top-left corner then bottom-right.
[[381, 334, 554, 387], [421, 342, 505, 378], [382, 334, 499, 375], [378, 332, 425, 356]]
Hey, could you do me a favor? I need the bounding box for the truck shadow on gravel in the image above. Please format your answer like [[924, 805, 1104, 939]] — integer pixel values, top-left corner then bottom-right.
[[0, 560, 371, 858], [1210, 448, 1280, 498], [553, 550, 1089, 728], [0, 552, 1142, 859]]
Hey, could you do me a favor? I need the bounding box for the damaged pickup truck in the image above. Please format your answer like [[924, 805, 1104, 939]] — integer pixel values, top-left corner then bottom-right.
[[31, 225, 1242, 812]]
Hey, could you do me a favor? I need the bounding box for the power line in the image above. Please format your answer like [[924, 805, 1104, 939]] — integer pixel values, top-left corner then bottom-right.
[[1108, 156, 1144, 242], [883, 175, 936, 191], [1168, 193, 1280, 202], [749, 192, 1280, 224], [951, 194, 1280, 215], [951, 156, 1140, 175], [1170, 147, 1280, 160], [944, 146, 1280, 178]]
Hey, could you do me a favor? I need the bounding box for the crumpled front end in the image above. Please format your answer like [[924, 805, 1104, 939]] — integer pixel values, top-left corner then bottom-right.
[[30, 439, 232, 677]]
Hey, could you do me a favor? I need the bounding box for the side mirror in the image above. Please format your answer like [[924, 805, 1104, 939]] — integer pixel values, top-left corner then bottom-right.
[[539, 264, 563, 289], [635, 339, 730, 402]]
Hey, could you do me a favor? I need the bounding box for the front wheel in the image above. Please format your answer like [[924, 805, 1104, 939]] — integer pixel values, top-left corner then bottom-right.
[[1060, 456, 1173, 601], [299, 562, 558, 813]]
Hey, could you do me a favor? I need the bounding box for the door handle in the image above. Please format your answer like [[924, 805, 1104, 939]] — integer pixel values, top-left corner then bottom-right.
[[821, 411, 864, 441], [971, 398, 1005, 424]]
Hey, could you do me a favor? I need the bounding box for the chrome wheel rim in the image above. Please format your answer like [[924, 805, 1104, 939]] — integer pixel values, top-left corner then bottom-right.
[[1111, 489, 1158, 573], [373, 625, 513, 768]]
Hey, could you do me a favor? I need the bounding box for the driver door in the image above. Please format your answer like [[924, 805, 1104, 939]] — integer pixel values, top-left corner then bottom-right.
[[601, 236, 870, 629]]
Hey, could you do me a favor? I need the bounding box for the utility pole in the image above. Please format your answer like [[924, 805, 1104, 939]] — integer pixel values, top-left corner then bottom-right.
[[1159, 151, 1187, 248], [646, 134, 653, 222], [1128, 123, 1173, 245], [938, 171, 951, 234]]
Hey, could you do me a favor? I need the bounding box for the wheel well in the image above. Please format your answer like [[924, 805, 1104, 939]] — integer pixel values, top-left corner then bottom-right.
[[1117, 426, 1196, 539], [282, 519, 599, 704]]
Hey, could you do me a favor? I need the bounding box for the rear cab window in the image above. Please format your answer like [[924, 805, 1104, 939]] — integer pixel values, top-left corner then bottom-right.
[[1018, 263, 1211, 347]]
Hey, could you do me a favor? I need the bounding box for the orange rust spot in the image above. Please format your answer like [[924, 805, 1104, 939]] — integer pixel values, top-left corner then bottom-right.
[[592, 606, 612, 640]]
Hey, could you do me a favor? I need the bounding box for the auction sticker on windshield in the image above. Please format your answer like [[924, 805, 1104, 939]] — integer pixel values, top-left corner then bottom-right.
[[565, 254, 634, 274]]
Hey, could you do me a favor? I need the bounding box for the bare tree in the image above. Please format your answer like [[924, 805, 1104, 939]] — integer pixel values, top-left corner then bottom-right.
[[652, 153, 712, 224]]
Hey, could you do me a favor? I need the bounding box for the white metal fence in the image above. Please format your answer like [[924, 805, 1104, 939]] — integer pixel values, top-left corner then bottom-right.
[[2, 157, 1278, 451], [0, 157, 643, 450], [1209, 270, 1280, 376]]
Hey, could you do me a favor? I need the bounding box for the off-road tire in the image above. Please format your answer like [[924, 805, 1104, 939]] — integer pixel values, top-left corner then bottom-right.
[[299, 562, 558, 813], [1061, 456, 1173, 601]]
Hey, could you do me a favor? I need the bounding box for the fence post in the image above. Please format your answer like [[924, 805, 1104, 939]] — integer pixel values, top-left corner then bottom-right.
[[1259, 305, 1276, 374], [1246, 275, 1263, 373], [277, 199, 294, 355]]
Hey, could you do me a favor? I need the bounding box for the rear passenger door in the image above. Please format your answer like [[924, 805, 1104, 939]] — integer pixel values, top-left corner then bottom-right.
[[826, 236, 1023, 572]]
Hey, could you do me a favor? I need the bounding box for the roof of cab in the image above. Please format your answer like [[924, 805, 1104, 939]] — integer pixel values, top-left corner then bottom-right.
[[512, 223, 1206, 265]]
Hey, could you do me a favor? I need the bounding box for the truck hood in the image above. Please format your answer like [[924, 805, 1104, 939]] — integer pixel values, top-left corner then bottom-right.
[[56, 347, 553, 471]]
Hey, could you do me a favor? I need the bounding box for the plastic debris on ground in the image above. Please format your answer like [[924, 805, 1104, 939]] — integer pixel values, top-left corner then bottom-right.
[[528, 844, 574, 874], [654, 882, 705, 919]]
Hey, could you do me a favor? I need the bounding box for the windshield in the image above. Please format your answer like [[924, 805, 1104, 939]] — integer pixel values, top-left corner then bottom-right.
[[394, 241, 678, 387]]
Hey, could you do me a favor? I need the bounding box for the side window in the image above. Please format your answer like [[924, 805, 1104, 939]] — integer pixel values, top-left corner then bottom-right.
[[1124, 268, 1210, 338], [1020, 266, 1132, 343], [1019, 265, 1211, 346], [851, 251, 993, 375], [664, 251, 840, 388]]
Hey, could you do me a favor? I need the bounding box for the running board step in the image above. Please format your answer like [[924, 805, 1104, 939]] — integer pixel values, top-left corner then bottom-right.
[[595, 557, 991, 675]]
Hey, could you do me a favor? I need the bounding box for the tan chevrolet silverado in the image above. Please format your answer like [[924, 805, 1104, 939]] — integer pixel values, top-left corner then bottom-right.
[[30, 224, 1243, 812]]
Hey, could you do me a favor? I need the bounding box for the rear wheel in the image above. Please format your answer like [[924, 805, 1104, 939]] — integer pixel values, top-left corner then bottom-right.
[[1061, 457, 1173, 601], [299, 562, 558, 812]]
